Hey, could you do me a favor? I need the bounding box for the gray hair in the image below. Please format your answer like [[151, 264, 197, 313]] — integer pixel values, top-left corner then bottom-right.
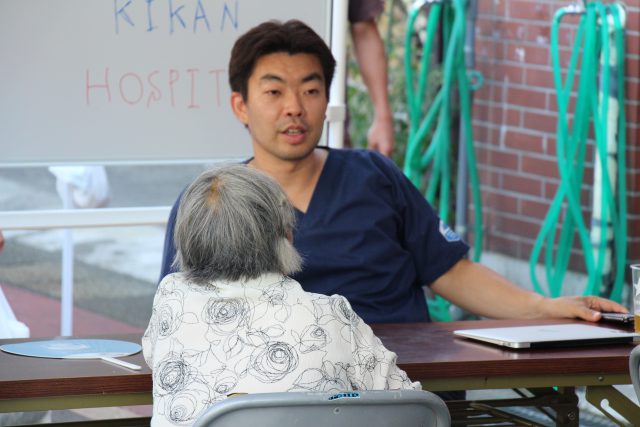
[[173, 164, 302, 283]]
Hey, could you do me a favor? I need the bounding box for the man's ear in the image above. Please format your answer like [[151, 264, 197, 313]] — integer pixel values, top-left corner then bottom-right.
[[230, 92, 248, 126]]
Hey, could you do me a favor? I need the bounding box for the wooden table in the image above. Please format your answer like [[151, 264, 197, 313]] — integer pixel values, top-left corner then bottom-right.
[[1, 320, 638, 425], [372, 318, 640, 425], [0, 334, 151, 413]]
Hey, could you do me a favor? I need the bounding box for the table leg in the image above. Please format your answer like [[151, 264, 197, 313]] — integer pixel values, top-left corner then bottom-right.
[[444, 387, 579, 426], [550, 387, 579, 427], [585, 385, 640, 426]]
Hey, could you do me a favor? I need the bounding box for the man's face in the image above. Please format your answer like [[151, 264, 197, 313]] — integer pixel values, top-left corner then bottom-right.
[[230, 52, 328, 163]]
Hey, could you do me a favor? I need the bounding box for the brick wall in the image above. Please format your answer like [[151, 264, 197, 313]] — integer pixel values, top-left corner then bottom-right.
[[472, 0, 640, 274]]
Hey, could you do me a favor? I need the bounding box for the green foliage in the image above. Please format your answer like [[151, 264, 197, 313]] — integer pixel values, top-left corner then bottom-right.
[[346, 0, 412, 168], [346, 0, 443, 170]]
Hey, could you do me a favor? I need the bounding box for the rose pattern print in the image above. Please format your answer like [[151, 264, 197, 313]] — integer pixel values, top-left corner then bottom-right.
[[202, 297, 251, 335], [290, 360, 351, 392], [143, 272, 419, 427], [154, 348, 196, 396], [292, 324, 332, 353], [259, 285, 291, 322], [248, 341, 299, 382], [164, 380, 211, 425]]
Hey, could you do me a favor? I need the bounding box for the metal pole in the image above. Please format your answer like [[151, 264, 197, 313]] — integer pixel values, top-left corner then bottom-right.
[[60, 184, 74, 336], [327, 0, 349, 148], [454, 0, 477, 245]]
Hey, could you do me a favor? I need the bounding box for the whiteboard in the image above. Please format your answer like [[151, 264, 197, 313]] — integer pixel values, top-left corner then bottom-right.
[[0, 0, 332, 165]]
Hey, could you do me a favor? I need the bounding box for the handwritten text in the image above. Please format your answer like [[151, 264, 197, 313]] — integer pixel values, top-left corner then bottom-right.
[[114, 0, 239, 34], [86, 67, 227, 109]]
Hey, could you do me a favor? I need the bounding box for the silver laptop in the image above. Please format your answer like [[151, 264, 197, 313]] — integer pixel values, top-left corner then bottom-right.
[[453, 324, 640, 349]]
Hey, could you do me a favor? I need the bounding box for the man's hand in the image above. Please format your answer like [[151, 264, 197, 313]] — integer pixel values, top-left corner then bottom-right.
[[539, 295, 628, 322], [432, 259, 629, 321], [0, 230, 4, 253], [367, 113, 394, 156], [350, 19, 394, 157]]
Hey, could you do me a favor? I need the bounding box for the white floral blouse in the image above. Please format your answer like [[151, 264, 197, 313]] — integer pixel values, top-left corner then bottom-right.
[[142, 272, 420, 426]]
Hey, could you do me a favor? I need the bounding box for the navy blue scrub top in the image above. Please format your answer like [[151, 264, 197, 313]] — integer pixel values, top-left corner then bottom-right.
[[160, 148, 469, 325]]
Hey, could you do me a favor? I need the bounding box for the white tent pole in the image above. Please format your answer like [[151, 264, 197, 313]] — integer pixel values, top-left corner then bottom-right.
[[327, 0, 349, 148], [60, 184, 74, 336]]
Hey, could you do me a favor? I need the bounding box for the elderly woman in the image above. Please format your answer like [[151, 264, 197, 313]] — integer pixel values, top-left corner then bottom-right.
[[142, 165, 418, 427]]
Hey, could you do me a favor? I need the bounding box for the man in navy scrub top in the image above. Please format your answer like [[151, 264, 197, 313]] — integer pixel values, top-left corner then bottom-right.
[[160, 20, 626, 327]]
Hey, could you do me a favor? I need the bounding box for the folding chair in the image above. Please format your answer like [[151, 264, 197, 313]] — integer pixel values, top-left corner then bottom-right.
[[193, 389, 451, 427], [630, 345, 640, 400]]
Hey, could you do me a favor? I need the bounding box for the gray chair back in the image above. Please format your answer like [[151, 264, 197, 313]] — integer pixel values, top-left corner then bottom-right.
[[630, 346, 640, 400], [193, 389, 451, 427]]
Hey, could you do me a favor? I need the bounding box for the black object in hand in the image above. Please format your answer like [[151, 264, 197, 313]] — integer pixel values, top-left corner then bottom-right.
[[600, 312, 634, 325]]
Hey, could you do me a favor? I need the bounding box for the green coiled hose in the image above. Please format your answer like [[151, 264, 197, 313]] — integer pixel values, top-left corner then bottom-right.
[[403, 0, 483, 320], [529, 2, 627, 301]]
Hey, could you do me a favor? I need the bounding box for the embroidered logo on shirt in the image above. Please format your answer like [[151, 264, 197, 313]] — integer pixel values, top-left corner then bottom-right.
[[439, 220, 461, 242]]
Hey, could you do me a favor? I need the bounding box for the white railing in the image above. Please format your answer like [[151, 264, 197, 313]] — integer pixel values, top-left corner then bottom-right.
[[0, 207, 170, 336]]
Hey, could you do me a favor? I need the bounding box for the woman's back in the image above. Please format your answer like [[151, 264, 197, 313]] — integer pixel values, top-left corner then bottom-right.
[[143, 272, 417, 426]]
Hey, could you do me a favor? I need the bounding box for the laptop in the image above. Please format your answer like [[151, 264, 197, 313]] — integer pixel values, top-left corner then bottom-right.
[[453, 323, 640, 349]]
